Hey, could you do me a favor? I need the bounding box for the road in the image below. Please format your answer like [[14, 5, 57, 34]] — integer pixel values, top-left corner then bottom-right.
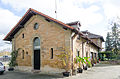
[[0, 64, 120, 79]]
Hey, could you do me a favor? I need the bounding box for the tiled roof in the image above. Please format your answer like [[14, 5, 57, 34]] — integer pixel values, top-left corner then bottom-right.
[[3, 8, 75, 41], [66, 21, 81, 26], [3, 8, 101, 49], [82, 31, 104, 42]]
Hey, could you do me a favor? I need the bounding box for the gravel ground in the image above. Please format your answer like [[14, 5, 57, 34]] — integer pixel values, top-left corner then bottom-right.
[[1, 64, 120, 79]]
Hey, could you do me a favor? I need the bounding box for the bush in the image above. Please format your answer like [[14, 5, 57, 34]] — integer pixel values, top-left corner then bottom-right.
[[9, 48, 21, 67]]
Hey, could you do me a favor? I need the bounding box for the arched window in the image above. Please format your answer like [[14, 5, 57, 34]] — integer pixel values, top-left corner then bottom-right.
[[33, 37, 40, 50]]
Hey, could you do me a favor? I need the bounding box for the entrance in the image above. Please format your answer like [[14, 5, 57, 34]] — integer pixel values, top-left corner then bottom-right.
[[33, 37, 40, 70]]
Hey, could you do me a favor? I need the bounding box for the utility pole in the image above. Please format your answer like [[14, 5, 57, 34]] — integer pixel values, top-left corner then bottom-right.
[[55, 0, 57, 19]]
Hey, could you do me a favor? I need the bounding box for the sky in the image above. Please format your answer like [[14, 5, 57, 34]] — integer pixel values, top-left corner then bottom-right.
[[0, 0, 120, 51]]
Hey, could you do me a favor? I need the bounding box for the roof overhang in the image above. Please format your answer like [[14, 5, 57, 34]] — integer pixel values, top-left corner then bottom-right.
[[66, 21, 81, 26], [3, 8, 74, 41], [3, 8, 101, 49]]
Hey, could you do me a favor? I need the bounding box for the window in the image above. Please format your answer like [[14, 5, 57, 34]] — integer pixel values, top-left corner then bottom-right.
[[22, 34, 24, 38], [63, 27, 67, 30], [34, 23, 39, 30], [86, 52, 88, 57], [34, 37, 40, 50], [97, 39, 101, 46], [91, 52, 93, 59], [77, 35, 80, 40], [45, 18, 51, 22], [77, 51, 80, 57], [94, 53, 97, 58], [51, 48, 53, 59], [82, 42, 84, 57], [26, 51, 28, 55], [22, 50, 24, 59]]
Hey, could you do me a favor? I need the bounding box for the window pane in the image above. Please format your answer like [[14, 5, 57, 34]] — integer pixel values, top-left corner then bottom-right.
[[34, 38, 40, 46], [77, 51, 79, 57], [34, 37, 40, 50], [22, 34, 24, 38], [51, 48, 53, 59], [22, 50, 24, 59]]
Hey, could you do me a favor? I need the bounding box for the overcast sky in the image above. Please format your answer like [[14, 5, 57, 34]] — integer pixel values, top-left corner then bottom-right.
[[0, 0, 120, 50]]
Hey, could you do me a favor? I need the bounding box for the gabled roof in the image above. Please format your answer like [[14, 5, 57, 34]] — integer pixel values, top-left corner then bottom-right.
[[80, 34, 102, 49], [66, 21, 81, 26], [3, 8, 75, 41], [82, 30, 104, 42], [3, 8, 101, 49]]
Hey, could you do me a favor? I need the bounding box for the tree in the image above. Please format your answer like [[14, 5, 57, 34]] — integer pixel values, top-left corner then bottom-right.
[[105, 32, 112, 51], [111, 23, 120, 54], [105, 17, 120, 55]]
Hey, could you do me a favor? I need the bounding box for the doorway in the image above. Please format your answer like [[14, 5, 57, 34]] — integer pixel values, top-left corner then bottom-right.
[[33, 37, 40, 70]]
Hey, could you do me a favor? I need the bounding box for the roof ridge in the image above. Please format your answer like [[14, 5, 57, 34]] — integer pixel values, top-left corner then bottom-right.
[[82, 31, 102, 37], [3, 8, 74, 41], [3, 8, 102, 48], [3, 8, 31, 40], [30, 8, 74, 29]]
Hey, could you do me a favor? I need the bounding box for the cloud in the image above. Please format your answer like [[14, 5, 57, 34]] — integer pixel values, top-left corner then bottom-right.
[[1, 0, 56, 17], [1, 0, 120, 26], [0, 34, 5, 46], [0, 8, 20, 34], [0, 34, 11, 51], [102, 0, 120, 19], [1, 0, 120, 50], [57, 1, 103, 29], [0, 0, 104, 47], [0, 8, 19, 50], [73, 0, 100, 6], [1, 0, 103, 26]]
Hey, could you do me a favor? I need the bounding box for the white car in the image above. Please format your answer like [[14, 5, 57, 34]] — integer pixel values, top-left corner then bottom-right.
[[0, 62, 5, 74]]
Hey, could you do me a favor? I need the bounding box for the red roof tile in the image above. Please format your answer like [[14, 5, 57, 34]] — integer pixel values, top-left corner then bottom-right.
[[3, 8, 74, 41], [3, 8, 101, 49]]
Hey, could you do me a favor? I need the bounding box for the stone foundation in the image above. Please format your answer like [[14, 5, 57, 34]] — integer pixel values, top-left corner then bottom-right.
[[40, 65, 65, 74], [15, 66, 33, 72], [15, 65, 68, 75]]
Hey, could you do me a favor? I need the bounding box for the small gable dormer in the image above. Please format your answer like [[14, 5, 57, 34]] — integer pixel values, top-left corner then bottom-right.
[[66, 21, 81, 31]]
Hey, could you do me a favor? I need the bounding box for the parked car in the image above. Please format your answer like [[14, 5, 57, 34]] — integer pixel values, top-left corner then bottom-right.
[[0, 62, 5, 74]]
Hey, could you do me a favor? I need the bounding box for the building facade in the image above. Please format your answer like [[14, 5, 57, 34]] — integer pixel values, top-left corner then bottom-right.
[[4, 8, 104, 74]]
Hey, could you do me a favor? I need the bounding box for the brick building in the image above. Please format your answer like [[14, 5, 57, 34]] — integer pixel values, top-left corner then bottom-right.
[[4, 8, 104, 74]]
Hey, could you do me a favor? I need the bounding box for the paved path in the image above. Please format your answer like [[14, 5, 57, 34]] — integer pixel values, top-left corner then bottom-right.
[[1, 64, 120, 79], [66, 64, 120, 79], [0, 71, 64, 79]]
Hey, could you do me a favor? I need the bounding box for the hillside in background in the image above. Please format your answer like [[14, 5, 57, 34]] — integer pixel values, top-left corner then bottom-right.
[[0, 48, 11, 56]]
